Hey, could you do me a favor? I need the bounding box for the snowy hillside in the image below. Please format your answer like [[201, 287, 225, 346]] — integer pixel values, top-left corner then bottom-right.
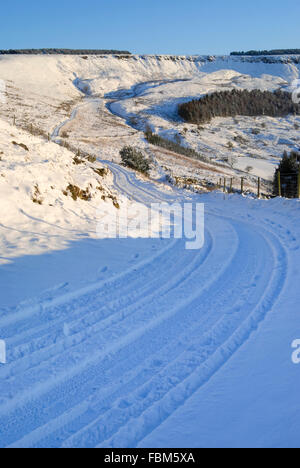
[[0, 118, 123, 303], [0, 53, 300, 184], [0, 165, 299, 448], [0, 54, 299, 448]]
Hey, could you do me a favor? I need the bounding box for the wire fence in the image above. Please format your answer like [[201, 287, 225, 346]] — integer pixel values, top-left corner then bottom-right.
[[217, 171, 300, 199], [276, 172, 300, 198], [216, 176, 269, 198]]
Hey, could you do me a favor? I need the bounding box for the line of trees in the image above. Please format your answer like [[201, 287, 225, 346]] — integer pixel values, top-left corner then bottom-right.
[[178, 89, 300, 125], [231, 49, 300, 56], [273, 151, 300, 198], [145, 128, 208, 162], [0, 49, 131, 55]]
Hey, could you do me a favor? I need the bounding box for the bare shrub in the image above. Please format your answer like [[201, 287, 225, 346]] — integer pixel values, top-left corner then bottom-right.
[[32, 184, 43, 204], [12, 141, 29, 151], [65, 184, 91, 201]]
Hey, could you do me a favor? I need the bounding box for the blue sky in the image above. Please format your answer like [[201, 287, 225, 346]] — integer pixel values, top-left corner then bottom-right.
[[1, 0, 299, 55]]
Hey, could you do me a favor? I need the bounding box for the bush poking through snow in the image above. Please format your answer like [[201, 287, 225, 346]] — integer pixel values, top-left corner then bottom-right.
[[86, 154, 97, 164], [120, 146, 150, 175], [73, 155, 97, 165], [32, 184, 43, 205], [64, 184, 92, 201], [12, 141, 29, 151], [112, 198, 120, 209], [93, 167, 108, 177], [21, 123, 48, 139], [73, 156, 84, 165], [234, 135, 248, 145]]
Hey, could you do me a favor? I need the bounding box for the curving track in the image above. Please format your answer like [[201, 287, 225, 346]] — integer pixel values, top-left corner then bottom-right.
[[0, 155, 288, 447]]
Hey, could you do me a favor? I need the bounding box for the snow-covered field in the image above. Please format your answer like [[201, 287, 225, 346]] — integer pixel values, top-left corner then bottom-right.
[[0, 54, 299, 448]]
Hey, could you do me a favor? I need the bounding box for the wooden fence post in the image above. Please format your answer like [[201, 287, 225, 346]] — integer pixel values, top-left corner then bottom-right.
[[257, 177, 261, 199], [230, 178, 233, 193], [278, 171, 282, 197], [223, 178, 226, 193], [241, 177, 244, 194], [13, 115, 16, 126], [298, 168, 300, 199]]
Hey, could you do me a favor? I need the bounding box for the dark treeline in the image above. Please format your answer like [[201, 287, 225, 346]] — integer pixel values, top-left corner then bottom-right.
[[145, 129, 208, 163], [231, 49, 300, 56], [273, 151, 300, 198], [0, 49, 131, 55], [178, 89, 300, 124]]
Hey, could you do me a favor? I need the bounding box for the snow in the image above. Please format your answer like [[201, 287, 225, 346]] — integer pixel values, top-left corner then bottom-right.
[[0, 118, 135, 307], [1, 54, 300, 184], [0, 54, 299, 448], [0, 167, 299, 448], [139, 195, 300, 449]]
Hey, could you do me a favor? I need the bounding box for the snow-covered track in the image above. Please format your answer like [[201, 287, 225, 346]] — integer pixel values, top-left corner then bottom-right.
[[102, 160, 180, 205], [0, 169, 288, 447]]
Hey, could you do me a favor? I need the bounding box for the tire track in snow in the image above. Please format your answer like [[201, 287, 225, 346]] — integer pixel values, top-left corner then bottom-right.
[[1, 239, 179, 346], [97, 222, 288, 449], [0, 216, 236, 446], [7, 215, 286, 449], [2, 232, 211, 379], [103, 160, 180, 205], [2, 210, 288, 448]]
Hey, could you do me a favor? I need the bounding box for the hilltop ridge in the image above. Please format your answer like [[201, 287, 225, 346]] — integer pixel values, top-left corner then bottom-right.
[[0, 48, 131, 55]]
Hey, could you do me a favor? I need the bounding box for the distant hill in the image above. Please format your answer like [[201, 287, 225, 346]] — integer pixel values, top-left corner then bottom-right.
[[231, 49, 300, 56], [0, 49, 131, 55]]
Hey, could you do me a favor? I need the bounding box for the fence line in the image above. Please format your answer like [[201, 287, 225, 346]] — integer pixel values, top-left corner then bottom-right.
[[218, 169, 300, 199], [217, 176, 265, 198], [276, 169, 300, 199]]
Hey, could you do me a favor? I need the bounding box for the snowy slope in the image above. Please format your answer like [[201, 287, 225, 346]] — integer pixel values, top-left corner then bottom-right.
[[0, 55, 300, 448], [139, 195, 300, 449], [0, 163, 299, 448], [1, 54, 300, 182], [106, 72, 300, 181], [0, 118, 127, 306]]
